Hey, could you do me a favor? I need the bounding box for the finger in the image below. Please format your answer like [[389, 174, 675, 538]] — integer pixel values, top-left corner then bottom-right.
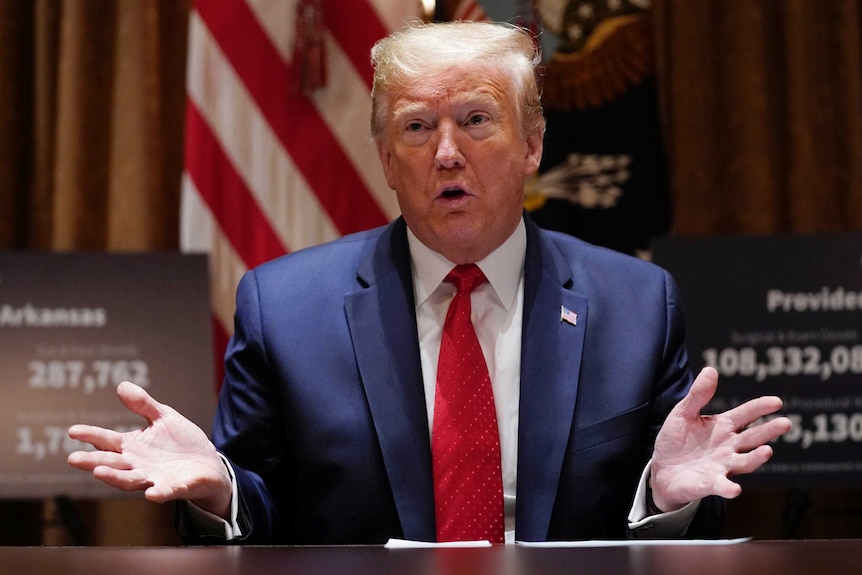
[[728, 444, 775, 476], [722, 396, 785, 430], [145, 483, 179, 504], [736, 416, 792, 452], [710, 476, 743, 500], [115, 381, 168, 425], [675, 366, 719, 420], [68, 424, 124, 452], [67, 450, 132, 472], [92, 465, 153, 493]]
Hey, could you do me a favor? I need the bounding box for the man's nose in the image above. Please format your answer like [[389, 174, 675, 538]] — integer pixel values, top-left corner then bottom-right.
[[434, 124, 465, 169]]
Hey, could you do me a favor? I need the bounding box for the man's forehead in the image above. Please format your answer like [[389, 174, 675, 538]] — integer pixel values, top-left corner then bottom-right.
[[389, 82, 507, 116]]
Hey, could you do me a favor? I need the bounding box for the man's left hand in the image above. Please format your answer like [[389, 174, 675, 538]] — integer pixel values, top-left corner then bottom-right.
[[650, 366, 792, 512]]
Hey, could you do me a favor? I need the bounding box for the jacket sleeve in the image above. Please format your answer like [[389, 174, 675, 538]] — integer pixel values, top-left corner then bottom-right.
[[636, 269, 725, 538], [208, 269, 286, 543]]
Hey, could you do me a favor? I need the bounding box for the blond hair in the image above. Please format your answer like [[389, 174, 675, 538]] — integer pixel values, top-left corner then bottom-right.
[[370, 20, 545, 142]]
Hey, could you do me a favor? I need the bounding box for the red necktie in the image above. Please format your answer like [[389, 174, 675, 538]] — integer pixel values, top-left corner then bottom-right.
[[432, 264, 504, 544]]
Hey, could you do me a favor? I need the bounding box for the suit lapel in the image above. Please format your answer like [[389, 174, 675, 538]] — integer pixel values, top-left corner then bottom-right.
[[344, 219, 437, 541], [516, 219, 588, 541]]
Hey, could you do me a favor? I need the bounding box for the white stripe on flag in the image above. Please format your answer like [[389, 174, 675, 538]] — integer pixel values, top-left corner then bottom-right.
[[181, 174, 246, 335], [311, 33, 400, 219]]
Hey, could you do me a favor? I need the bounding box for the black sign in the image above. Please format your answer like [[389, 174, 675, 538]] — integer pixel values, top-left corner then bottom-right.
[[0, 253, 215, 498], [654, 233, 862, 486]]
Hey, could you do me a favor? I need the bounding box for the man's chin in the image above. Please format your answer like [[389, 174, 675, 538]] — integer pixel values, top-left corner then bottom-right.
[[433, 228, 497, 264]]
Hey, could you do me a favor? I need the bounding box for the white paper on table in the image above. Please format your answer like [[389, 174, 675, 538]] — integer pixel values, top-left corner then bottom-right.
[[516, 537, 752, 548], [385, 538, 492, 548]]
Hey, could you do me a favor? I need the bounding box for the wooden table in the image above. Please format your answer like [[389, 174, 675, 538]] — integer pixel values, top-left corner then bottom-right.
[[1, 540, 860, 574]]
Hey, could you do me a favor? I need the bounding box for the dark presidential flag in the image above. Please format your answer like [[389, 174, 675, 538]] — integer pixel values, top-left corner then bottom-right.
[[524, 0, 671, 258]]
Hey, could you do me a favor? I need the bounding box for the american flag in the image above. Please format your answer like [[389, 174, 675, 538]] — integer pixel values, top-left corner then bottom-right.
[[180, 0, 420, 386], [560, 306, 578, 327]]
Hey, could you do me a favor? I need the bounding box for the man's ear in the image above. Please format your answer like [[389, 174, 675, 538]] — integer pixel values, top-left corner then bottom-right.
[[377, 143, 396, 190], [524, 130, 544, 176]]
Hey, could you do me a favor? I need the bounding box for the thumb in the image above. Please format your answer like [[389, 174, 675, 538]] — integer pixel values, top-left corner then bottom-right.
[[675, 366, 719, 420], [115, 381, 166, 426]]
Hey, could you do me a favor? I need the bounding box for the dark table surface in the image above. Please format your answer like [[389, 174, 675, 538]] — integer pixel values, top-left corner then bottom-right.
[[1, 539, 860, 575]]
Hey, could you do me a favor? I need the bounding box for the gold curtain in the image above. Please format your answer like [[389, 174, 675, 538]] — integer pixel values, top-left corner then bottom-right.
[[0, 0, 188, 251], [654, 0, 862, 236], [0, 0, 189, 546]]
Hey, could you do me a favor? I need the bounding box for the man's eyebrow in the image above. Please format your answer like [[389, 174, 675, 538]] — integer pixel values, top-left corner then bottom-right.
[[451, 91, 502, 111], [390, 100, 431, 121], [389, 90, 502, 123]]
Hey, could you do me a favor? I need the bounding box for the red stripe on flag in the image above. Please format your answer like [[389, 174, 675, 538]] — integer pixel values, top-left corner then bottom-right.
[[323, 0, 389, 90], [184, 98, 289, 269], [195, 0, 390, 236]]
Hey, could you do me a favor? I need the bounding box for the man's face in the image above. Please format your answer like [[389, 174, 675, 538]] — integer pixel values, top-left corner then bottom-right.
[[376, 65, 543, 264]]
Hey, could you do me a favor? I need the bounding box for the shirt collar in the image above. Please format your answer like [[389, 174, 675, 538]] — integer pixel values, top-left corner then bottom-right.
[[407, 217, 526, 311]]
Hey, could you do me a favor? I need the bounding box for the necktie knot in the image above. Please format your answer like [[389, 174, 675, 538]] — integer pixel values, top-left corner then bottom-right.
[[445, 264, 487, 295]]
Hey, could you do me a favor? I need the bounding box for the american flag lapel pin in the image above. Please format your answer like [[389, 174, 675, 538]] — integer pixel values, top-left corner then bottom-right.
[[560, 305, 578, 327]]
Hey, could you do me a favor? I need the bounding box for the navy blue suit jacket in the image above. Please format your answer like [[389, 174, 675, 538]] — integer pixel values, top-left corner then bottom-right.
[[205, 215, 723, 544]]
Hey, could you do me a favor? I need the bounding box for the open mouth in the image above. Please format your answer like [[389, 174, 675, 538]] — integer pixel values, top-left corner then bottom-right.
[[440, 188, 466, 199]]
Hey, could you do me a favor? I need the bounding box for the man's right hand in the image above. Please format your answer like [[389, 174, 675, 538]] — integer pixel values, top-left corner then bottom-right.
[[67, 381, 232, 520]]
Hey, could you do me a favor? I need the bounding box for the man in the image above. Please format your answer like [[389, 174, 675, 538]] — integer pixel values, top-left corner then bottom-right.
[[68, 21, 790, 544]]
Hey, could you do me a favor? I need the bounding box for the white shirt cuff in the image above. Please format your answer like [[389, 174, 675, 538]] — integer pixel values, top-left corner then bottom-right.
[[627, 459, 700, 538], [181, 452, 243, 540]]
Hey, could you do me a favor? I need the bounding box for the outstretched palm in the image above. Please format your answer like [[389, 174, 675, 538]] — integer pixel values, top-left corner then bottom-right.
[[68, 381, 231, 518], [650, 367, 792, 512]]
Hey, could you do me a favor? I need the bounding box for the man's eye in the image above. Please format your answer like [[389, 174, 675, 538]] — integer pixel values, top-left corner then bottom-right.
[[466, 114, 487, 126], [406, 122, 424, 132]]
